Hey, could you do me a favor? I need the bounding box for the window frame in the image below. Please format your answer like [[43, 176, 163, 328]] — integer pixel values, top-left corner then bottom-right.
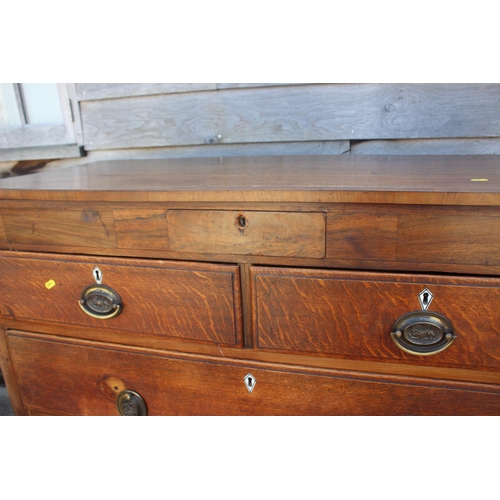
[[0, 83, 82, 161]]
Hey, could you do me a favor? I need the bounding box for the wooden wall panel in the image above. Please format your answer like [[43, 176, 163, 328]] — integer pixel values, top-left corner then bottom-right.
[[0, 124, 71, 149], [76, 83, 216, 101], [352, 138, 500, 155], [215, 83, 307, 90], [80, 84, 500, 150], [87, 140, 350, 161], [77, 83, 306, 101]]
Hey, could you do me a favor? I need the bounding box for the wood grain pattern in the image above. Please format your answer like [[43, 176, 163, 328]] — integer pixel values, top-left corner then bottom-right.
[[168, 210, 325, 258], [8, 332, 500, 415], [0, 328, 28, 415], [1, 207, 117, 248], [0, 144, 82, 162], [86, 140, 350, 160], [0, 124, 72, 149], [0, 252, 242, 346], [0, 213, 6, 243], [215, 83, 305, 90], [76, 83, 216, 101], [4, 318, 500, 387], [397, 214, 500, 266], [327, 204, 500, 267], [80, 84, 500, 150], [1, 155, 500, 205], [114, 209, 169, 250], [328, 206, 399, 261], [352, 138, 500, 155], [252, 267, 500, 371]]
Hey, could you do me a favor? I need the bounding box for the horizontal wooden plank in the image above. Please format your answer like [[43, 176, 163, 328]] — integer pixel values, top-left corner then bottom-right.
[[87, 140, 350, 160], [215, 83, 307, 89], [76, 83, 216, 101], [352, 138, 500, 155], [81, 84, 500, 150], [0, 124, 73, 149], [0, 145, 82, 162], [167, 210, 326, 258]]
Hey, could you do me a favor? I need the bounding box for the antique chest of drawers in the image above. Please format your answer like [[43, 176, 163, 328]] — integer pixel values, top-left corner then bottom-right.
[[1, 155, 500, 415]]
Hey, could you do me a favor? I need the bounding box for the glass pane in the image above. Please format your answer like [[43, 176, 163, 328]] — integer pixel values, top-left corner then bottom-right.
[[0, 83, 22, 128], [21, 83, 63, 125]]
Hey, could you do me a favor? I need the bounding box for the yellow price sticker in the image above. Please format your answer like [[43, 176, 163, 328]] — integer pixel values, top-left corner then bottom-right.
[[45, 279, 56, 290]]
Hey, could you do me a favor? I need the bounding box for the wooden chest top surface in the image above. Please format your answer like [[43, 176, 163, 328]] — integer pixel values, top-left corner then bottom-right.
[[0, 155, 500, 204]]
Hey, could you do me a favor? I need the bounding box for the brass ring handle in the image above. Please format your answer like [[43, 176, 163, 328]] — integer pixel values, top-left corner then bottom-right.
[[391, 310, 456, 356], [79, 284, 122, 319], [116, 390, 147, 416]]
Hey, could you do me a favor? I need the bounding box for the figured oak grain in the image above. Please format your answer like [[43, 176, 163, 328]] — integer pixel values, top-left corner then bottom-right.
[[0, 252, 242, 346], [252, 267, 500, 371], [8, 332, 500, 416], [168, 210, 325, 258]]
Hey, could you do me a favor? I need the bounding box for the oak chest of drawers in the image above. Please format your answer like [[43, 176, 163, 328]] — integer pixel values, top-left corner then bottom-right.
[[1, 155, 500, 415]]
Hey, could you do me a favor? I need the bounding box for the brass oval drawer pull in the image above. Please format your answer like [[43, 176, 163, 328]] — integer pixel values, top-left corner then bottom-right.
[[116, 390, 147, 416], [79, 284, 122, 319], [391, 311, 456, 356]]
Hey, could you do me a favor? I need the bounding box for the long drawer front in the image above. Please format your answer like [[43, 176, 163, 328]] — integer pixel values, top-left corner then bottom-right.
[[7, 332, 500, 416], [0, 252, 242, 346], [252, 267, 500, 371]]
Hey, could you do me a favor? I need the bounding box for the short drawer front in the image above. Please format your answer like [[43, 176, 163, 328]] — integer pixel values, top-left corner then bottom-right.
[[0, 252, 242, 346], [252, 267, 500, 371], [167, 210, 326, 258], [8, 332, 500, 416]]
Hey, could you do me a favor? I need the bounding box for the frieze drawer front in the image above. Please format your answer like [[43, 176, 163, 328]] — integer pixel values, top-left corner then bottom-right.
[[0, 251, 243, 346], [167, 210, 326, 258], [251, 266, 500, 371], [7, 332, 500, 416]]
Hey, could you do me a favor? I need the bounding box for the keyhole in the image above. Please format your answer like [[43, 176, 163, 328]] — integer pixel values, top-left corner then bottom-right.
[[247, 377, 253, 387], [93, 267, 102, 284], [423, 292, 429, 306]]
